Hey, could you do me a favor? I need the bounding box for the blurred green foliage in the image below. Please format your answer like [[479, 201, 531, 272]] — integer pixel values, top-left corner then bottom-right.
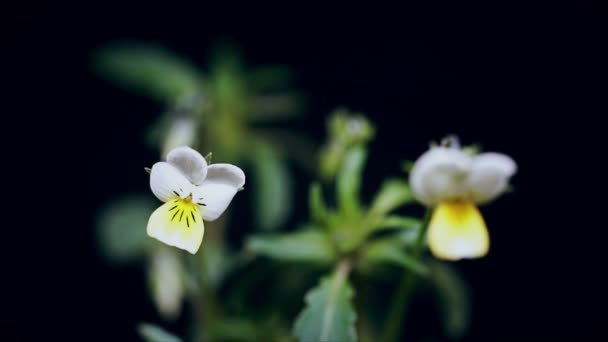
[[94, 41, 311, 232], [94, 43, 474, 342], [96, 194, 157, 265]]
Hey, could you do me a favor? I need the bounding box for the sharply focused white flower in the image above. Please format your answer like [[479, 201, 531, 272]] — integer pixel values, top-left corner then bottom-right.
[[147, 146, 245, 254], [410, 138, 516, 260]]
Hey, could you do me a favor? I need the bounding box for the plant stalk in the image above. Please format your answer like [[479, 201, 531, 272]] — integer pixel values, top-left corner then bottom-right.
[[382, 208, 433, 342]]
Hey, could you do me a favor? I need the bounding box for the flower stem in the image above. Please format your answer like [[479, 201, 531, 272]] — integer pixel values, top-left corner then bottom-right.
[[335, 257, 354, 283], [382, 208, 433, 342], [189, 251, 219, 342]]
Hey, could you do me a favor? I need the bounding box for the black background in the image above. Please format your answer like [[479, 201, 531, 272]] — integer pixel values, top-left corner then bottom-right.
[[5, 2, 605, 341]]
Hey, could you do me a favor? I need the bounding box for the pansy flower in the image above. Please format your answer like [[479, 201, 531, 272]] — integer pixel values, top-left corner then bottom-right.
[[147, 146, 245, 254], [410, 138, 516, 260]]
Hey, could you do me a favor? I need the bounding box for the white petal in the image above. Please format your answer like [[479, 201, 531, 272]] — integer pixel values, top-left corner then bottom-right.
[[194, 164, 245, 221], [167, 146, 208, 186], [150, 162, 194, 202], [409, 147, 472, 206], [207, 164, 246, 188], [467, 152, 517, 204], [147, 199, 205, 254]]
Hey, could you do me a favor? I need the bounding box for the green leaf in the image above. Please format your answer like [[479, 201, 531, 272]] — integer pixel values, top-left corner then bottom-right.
[[369, 179, 413, 216], [361, 239, 428, 275], [209, 42, 247, 110], [374, 215, 421, 230], [93, 43, 205, 102], [96, 195, 157, 265], [137, 322, 182, 342], [247, 229, 335, 264], [428, 260, 471, 339], [294, 272, 357, 342], [309, 182, 328, 224], [395, 228, 422, 246], [337, 147, 367, 216], [251, 147, 292, 231]]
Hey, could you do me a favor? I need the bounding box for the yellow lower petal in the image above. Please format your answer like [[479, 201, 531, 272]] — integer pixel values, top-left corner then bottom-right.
[[427, 201, 489, 260], [147, 199, 205, 254]]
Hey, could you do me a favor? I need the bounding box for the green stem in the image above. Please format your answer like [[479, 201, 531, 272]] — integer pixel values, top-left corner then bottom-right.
[[189, 251, 219, 342], [382, 208, 433, 342]]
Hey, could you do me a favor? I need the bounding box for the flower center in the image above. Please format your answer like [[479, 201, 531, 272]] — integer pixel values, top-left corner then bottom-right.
[[167, 196, 200, 228]]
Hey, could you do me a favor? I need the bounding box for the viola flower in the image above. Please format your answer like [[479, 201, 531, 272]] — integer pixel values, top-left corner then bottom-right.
[[410, 138, 516, 260], [147, 146, 245, 254]]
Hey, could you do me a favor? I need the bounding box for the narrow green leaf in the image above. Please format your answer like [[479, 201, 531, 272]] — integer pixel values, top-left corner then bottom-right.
[[428, 260, 471, 339], [137, 322, 182, 342], [375, 215, 421, 230], [369, 179, 413, 216], [396, 228, 421, 246], [294, 272, 357, 342], [337, 147, 367, 215], [96, 195, 156, 265], [144, 167, 152, 174], [251, 147, 292, 231], [361, 239, 428, 275], [309, 182, 328, 224], [247, 229, 335, 263], [93, 43, 204, 102]]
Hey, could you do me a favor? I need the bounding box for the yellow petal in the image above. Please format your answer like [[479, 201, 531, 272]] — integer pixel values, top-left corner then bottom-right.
[[147, 199, 205, 254], [427, 201, 489, 260]]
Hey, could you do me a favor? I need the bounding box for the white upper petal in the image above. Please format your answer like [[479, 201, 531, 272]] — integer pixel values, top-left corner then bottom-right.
[[167, 146, 208, 186], [150, 162, 194, 202], [409, 147, 472, 206], [193, 163, 245, 221], [466, 152, 517, 204]]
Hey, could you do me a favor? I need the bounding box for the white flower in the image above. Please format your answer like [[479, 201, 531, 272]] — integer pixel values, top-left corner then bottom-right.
[[410, 143, 516, 260], [147, 146, 245, 254]]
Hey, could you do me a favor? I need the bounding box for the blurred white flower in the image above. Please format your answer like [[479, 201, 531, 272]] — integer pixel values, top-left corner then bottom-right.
[[410, 140, 516, 260], [162, 117, 196, 159], [147, 146, 245, 254], [149, 247, 185, 319]]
